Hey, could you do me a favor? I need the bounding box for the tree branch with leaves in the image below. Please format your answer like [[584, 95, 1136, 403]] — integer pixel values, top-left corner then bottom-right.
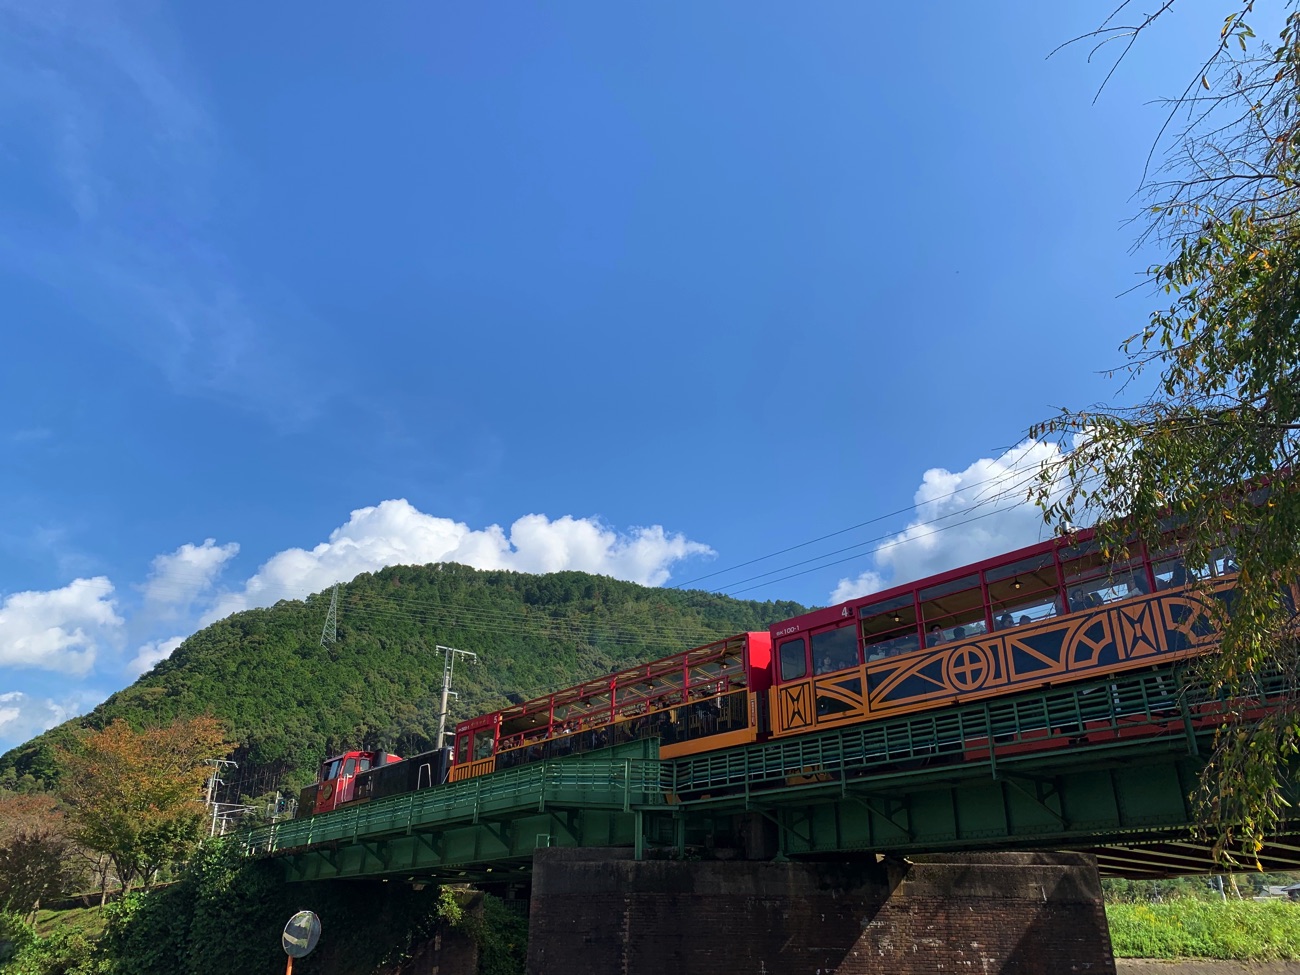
[[1034, 1, 1300, 864]]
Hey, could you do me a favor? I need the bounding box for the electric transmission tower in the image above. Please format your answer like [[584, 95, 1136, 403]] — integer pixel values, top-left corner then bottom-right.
[[320, 583, 340, 647]]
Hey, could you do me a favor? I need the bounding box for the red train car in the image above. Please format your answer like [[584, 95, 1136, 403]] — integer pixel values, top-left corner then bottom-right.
[[450, 632, 772, 782]]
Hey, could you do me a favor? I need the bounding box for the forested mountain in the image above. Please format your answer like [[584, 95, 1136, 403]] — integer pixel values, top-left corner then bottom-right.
[[0, 563, 810, 796]]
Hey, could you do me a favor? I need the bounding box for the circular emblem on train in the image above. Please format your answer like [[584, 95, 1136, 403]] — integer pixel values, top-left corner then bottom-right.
[[944, 644, 992, 692]]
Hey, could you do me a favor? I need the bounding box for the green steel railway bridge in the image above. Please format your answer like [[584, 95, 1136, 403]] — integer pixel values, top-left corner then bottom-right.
[[237, 664, 1300, 885]]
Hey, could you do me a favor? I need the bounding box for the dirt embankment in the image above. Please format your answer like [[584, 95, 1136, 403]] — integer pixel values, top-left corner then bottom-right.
[[1116, 961, 1300, 975]]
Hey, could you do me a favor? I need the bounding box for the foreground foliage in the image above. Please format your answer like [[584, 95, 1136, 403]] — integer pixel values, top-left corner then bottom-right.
[[1035, 2, 1300, 861], [1106, 899, 1300, 960], [88, 841, 505, 975]]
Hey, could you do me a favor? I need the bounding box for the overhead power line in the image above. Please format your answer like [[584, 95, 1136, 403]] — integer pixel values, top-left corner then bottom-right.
[[134, 452, 1087, 652]]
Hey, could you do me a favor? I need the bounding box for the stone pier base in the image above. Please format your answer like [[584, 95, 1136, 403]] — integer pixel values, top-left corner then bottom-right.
[[526, 849, 1114, 974]]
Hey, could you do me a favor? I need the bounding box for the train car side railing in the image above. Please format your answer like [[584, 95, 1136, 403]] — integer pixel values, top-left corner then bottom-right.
[[661, 665, 1292, 801]]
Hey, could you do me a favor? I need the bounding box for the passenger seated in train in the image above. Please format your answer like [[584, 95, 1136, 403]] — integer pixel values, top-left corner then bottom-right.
[[1162, 562, 1189, 590], [927, 624, 944, 647]]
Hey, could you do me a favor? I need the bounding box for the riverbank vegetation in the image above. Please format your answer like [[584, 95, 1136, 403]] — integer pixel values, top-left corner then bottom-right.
[[0, 842, 520, 975], [1107, 899, 1300, 960]]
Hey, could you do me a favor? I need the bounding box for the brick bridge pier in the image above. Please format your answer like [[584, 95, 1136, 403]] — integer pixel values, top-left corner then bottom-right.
[[524, 848, 1114, 975]]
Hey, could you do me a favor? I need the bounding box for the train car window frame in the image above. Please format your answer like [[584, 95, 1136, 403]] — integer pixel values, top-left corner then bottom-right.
[[984, 552, 1061, 628], [811, 622, 859, 675], [1061, 541, 1145, 608], [919, 573, 985, 646], [778, 637, 808, 682], [858, 593, 919, 661], [471, 727, 495, 759]]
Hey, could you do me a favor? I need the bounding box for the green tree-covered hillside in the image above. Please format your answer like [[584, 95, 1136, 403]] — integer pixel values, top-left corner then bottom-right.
[[0, 563, 809, 794]]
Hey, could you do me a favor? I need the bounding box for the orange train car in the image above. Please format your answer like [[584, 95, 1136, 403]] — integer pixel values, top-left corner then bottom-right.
[[765, 532, 1245, 740]]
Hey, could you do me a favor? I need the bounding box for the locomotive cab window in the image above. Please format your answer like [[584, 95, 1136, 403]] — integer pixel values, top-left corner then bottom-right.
[[778, 637, 807, 682], [1207, 547, 1239, 577]]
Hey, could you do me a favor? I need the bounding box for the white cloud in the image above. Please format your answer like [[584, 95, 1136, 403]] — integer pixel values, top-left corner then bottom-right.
[[0, 689, 100, 743], [830, 440, 1068, 601], [0, 577, 123, 674], [141, 538, 238, 617], [128, 635, 184, 675], [505, 514, 711, 584], [829, 570, 886, 604], [203, 500, 713, 624]]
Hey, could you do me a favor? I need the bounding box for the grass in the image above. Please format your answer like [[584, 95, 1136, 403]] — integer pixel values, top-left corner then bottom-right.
[[30, 905, 107, 941], [1107, 899, 1300, 959]]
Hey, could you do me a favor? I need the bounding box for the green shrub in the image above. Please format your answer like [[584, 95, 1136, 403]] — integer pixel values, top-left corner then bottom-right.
[[0, 912, 102, 975], [474, 897, 528, 975], [0, 913, 35, 966]]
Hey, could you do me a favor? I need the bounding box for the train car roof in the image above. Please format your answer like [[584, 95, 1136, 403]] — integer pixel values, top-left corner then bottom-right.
[[770, 528, 1106, 637]]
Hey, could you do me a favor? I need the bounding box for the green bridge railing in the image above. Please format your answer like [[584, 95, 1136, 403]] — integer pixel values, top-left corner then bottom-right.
[[240, 746, 663, 857]]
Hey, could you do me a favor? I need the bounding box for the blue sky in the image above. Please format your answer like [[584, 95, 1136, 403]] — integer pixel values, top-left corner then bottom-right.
[[0, 0, 1237, 750]]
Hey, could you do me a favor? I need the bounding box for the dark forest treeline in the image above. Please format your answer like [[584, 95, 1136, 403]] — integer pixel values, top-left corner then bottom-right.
[[0, 563, 809, 795]]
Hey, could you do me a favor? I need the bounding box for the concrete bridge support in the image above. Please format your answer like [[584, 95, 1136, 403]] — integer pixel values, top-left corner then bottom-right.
[[526, 848, 1114, 974]]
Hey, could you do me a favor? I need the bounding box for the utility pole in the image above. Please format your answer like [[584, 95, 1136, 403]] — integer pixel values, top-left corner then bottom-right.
[[434, 645, 476, 749], [203, 758, 239, 836], [320, 583, 340, 647]]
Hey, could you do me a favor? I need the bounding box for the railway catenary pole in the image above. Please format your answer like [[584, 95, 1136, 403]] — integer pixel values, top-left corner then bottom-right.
[[434, 645, 476, 750], [203, 758, 238, 836]]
